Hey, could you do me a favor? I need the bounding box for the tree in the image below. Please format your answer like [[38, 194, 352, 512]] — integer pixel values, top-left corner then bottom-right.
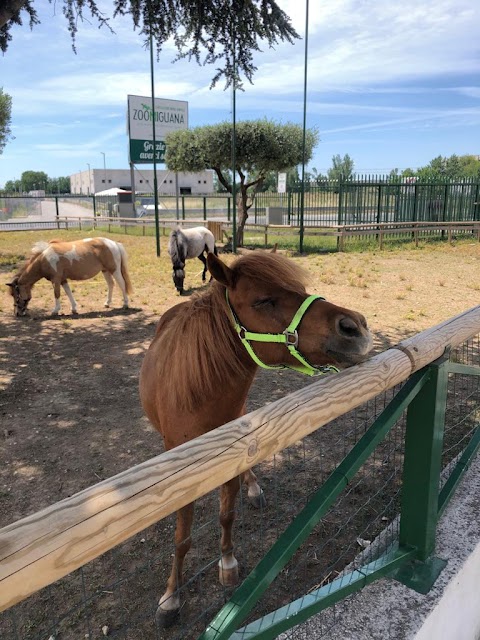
[[20, 170, 49, 192], [327, 154, 355, 181], [0, 87, 13, 154], [1, 1, 298, 88], [166, 119, 319, 246], [408, 155, 480, 181]]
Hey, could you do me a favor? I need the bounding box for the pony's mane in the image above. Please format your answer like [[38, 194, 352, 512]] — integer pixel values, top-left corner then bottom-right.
[[230, 251, 309, 294], [155, 251, 309, 413], [168, 229, 187, 267]]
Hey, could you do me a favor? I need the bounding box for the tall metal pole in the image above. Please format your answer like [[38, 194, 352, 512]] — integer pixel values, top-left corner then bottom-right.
[[299, 0, 309, 253], [87, 163, 91, 195], [150, 29, 161, 257], [231, 5, 237, 252], [101, 152, 106, 186]]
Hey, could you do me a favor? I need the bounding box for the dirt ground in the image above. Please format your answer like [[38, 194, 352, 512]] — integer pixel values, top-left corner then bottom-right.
[[0, 232, 479, 639]]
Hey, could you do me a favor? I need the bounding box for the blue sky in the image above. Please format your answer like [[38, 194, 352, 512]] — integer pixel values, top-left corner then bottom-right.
[[1, 0, 479, 186]]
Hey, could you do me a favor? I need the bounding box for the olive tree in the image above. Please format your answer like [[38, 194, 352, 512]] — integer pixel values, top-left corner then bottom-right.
[[166, 120, 319, 246], [0, 1, 298, 87]]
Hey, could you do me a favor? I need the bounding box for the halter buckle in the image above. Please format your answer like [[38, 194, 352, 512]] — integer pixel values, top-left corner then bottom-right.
[[239, 326, 248, 340], [283, 329, 299, 348]]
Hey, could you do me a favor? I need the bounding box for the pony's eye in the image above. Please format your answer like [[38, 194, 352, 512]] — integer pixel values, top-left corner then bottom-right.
[[252, 298, 275, 309]]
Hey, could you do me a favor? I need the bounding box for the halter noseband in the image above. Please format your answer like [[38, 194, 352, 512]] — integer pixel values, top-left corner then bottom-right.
[[225, 290, 339, 377]]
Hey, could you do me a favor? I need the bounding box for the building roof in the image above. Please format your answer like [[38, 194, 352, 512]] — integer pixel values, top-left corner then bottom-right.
[[95, 187, 131, 196]]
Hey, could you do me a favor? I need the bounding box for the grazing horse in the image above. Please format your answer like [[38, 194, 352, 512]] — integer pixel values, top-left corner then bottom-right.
[[167, 225, 218, 294], [7, 237, 133, 316], [139, 250, 373, 627]]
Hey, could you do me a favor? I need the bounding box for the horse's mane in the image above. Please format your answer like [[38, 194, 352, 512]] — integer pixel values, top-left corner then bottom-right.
[[168, 229, 187, 267], [155, 252, 309, 413]]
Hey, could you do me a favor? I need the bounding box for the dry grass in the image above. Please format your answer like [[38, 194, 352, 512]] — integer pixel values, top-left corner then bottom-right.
[[0, 229, 479, 345]]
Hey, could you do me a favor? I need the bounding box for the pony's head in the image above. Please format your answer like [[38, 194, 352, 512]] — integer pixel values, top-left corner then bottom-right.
[[172, 264, 186, 294], [7, 278, 32, 316], [207, 251, 372, 371]]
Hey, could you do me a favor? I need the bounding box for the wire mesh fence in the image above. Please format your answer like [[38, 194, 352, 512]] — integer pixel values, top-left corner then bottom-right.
[[1, 331, 478, 640]]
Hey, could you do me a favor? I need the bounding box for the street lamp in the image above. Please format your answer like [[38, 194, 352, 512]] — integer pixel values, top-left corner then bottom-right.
[[87, 163, 91, 195], [101, 152, 107, 187]]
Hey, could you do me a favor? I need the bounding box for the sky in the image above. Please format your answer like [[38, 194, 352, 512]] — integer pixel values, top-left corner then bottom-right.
[[0, 0, 479, 187]]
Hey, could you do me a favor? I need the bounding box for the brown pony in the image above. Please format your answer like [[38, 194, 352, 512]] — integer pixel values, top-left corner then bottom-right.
[[140, 250, 372, 627], [7, 237, 133, 316]]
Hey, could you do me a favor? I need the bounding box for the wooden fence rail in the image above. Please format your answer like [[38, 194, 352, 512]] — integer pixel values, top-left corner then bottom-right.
[[1, 305, 480, 612]]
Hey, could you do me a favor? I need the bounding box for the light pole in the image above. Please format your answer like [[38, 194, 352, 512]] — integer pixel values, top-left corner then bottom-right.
[[87, 163, 91, 195], [101, 152, 107, 187]]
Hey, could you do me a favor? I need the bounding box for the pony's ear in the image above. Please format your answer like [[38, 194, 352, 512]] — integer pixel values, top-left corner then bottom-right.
[[6, 282, 14, 289], [271, 243, 278, 253], [207, 253, 234, 288]]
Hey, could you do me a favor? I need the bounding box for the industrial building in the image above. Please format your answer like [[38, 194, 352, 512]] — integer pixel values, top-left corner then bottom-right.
[[70, 168, 214, 196]]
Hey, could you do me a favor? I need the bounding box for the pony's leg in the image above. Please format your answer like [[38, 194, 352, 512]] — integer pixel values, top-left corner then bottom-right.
[[102, 271, 114, 307], [51, 282, 62, 315], [156, 503, 194, 628], [111, 269, 129, 308], [243, 468, 266, 509], [218, 476, 241, 586], [238, 403, 266, 509], [61, 282, 78, 314], [197, 252, 208, 281]]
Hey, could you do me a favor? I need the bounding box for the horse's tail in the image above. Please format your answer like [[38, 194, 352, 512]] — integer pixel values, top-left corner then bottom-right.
[[204, 229, 218, 256], [168, 229, 187, 266], [117, 242, 133, 295]]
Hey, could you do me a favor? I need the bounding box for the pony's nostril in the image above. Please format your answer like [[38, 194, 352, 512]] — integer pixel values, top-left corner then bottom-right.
[[338, 316, 361, 338]]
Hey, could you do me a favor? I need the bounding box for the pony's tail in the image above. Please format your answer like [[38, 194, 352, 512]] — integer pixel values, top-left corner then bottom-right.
[[169, 229, 186, 265], [117, 243, 133, 295], [31, 241, 50, 256]]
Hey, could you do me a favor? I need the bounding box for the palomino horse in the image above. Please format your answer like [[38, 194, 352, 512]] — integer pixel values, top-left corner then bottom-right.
[[7, 237, 133, 316], [168, 225, 218, 294], [140, 250, 372, 627]]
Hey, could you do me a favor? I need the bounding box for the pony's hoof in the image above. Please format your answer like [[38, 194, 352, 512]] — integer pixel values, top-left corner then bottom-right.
[[104, 303, 110, 308], [122, 304, 129, 310], [72, 310, 78, 316], [219, 564, 239, 587], [248, 489, 266, 510], [155, 606, 179, 629]]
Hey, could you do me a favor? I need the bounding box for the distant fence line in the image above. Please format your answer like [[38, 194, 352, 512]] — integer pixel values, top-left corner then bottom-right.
[[1, 177, 479, 252], [1, 215, 479, 253]]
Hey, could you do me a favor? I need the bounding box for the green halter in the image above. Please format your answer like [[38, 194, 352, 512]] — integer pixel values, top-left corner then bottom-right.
[[226, 290, 339, 377]]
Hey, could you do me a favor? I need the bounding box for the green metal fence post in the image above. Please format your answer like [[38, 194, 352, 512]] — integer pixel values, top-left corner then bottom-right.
[[182, 196, 185, 220], [393, 355, 449, 592], [55, 197, 60, 229], [203, 196, 207, 221]]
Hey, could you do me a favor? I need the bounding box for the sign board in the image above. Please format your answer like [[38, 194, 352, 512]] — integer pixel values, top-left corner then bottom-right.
[[277, 172, 287, 194], [127, 95, 188, 164]]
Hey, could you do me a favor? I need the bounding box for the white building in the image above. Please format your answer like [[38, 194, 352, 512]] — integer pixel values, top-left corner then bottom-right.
[[70, 168, 214, 196]]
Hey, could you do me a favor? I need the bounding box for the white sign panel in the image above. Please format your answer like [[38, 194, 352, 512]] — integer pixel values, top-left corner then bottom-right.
[[128, 95, 188, 140], [277, 172, 287, 194], [127, 95, 188, 164]]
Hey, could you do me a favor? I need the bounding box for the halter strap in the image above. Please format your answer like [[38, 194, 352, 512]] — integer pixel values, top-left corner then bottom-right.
[[226, 291, 339, 377]]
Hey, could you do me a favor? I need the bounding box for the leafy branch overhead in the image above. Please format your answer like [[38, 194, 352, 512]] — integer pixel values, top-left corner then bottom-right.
[[0, 1, 299, 87]]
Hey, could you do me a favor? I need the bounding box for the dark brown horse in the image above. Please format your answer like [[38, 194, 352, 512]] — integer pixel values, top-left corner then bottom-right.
[[139, 250, 372, 626]]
